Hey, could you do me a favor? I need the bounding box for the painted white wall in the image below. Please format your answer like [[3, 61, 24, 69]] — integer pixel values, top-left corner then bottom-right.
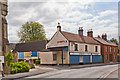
[[56, 51, 69, 64], [46, 31, 68, 48], [39, 51, 70, 64], [69, 42, 101, 54], [39, 52, 57, 64]]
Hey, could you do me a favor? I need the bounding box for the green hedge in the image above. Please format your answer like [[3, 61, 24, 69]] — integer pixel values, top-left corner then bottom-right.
[[10, 61, 30, 74]]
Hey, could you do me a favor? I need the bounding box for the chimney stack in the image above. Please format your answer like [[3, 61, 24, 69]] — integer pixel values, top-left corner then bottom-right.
[[78, 27, 83, 36], [102, 33, 107, 40], [98, 35, 100, 38], [87, 29, 93, 37], [104, 33, 107, 40], [57, 22, 61, 31]]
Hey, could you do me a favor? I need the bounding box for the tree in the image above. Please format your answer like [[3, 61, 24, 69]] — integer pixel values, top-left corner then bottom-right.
[[110, 38, 118, 45], [18, 22, 46, 43], [5, 50, 14, 66]]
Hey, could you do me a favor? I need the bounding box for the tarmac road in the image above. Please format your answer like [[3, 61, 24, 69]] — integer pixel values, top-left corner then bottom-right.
[[23, 64, 118, 79]]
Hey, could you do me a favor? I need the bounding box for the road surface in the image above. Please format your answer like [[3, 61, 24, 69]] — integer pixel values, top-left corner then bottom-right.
[[23, 64, 118, 79]]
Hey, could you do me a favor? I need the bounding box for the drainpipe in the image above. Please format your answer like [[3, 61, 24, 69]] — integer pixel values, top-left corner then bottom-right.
[[68, 41, 70, 66], [62, 50, 63, 67]]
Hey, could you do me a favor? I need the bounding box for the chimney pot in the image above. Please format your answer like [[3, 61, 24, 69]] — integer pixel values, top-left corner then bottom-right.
[[78, 27, 83, 36], [57, 22, 61, 31], [102, 33, 107, 40], [98, 35, 100, 38], [87, 29, 93, 37]]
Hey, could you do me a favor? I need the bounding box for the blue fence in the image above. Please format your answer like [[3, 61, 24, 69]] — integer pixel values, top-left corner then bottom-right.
[[70, 55, 79, 64], [31, 52, 37, 57], [83, 55, 90, 63], [19, 52, 24, 59], [92, 55, 100, 62]]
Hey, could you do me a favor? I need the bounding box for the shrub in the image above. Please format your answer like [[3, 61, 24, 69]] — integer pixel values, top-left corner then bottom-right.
[[5, 50, 14, 66], [10, 61, 30, 74], [10, 67, 17, 74]]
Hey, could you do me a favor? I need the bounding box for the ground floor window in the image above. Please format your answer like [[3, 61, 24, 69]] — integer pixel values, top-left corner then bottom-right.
[[106, 54, 108, 61], [114, 54, 116, 60], [53, 54, 57, 61]]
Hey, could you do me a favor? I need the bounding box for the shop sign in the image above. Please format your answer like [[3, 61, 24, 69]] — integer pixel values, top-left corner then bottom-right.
[[57, 40, 66, 43]]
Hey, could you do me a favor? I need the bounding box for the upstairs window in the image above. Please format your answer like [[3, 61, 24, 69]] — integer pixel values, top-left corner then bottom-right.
[[106, 47, 108, 52], [95, 46, 98, 52], [114, 48, 116, 53], [74, 44, 78, 51], [85, 45, 88, 51], [110, 47, 112, 52]]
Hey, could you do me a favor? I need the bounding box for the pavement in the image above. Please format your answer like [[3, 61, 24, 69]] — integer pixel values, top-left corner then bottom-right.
[[1, 62, 119, 79], [37, 62, 119, 70], [2, 67, 56, 80]]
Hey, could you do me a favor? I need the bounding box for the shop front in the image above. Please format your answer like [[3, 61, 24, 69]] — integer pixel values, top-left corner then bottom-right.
[[70, 52, 101, 64]]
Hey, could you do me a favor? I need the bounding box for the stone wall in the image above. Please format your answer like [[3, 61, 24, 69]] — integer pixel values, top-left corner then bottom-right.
[[0, 0, 9, 56], [0, 3, 2, 56]]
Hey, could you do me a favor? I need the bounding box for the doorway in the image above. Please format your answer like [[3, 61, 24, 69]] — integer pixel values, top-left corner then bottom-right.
[[109, 54, 113, 62]]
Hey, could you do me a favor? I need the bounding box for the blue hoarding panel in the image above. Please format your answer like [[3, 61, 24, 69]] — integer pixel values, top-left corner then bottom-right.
[[92, 55, 100, 62], [83, 55, 90, 63], [31, 52, 37, 57], [19, 52, 24, 59], [70, 55, 79, 64]]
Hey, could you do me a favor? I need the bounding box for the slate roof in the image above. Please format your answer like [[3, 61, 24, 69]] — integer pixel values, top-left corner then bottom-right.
[[94, 37, 117, 46], [61, 31, 100, 45], [14, 40, 47, 52], [9, 43, 16, 50]]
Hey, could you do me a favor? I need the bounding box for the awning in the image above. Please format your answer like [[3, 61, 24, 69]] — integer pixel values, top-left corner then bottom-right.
[[41, 46, 68, 52]]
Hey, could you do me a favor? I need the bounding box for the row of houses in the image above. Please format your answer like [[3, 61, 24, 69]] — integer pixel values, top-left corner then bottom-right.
[[12, 23, 118, 65]]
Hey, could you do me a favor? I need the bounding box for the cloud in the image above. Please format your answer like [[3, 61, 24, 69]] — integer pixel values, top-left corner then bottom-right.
[[7, 1, 118, 43], [99, 10, 117, 17]]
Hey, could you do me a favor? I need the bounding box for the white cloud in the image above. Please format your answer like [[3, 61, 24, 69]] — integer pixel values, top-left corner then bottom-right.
[[7, 1, 118, 43], [99, 10, 117, 17]]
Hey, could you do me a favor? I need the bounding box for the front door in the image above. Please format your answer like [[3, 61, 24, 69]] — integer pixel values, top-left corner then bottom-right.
[[109, 54, 112, 62], [79, 56, 83, 63]]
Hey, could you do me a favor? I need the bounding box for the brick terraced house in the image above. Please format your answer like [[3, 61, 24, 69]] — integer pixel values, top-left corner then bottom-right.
[[94, 34, 118, 63]]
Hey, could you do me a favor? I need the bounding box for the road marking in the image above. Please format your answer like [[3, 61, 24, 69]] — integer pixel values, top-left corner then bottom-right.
[[102, 68, 118, 78], [97, 68, 118, 80]]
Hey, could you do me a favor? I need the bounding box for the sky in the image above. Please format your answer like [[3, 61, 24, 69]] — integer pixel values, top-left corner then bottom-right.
[[7, 0, 119, 43]]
